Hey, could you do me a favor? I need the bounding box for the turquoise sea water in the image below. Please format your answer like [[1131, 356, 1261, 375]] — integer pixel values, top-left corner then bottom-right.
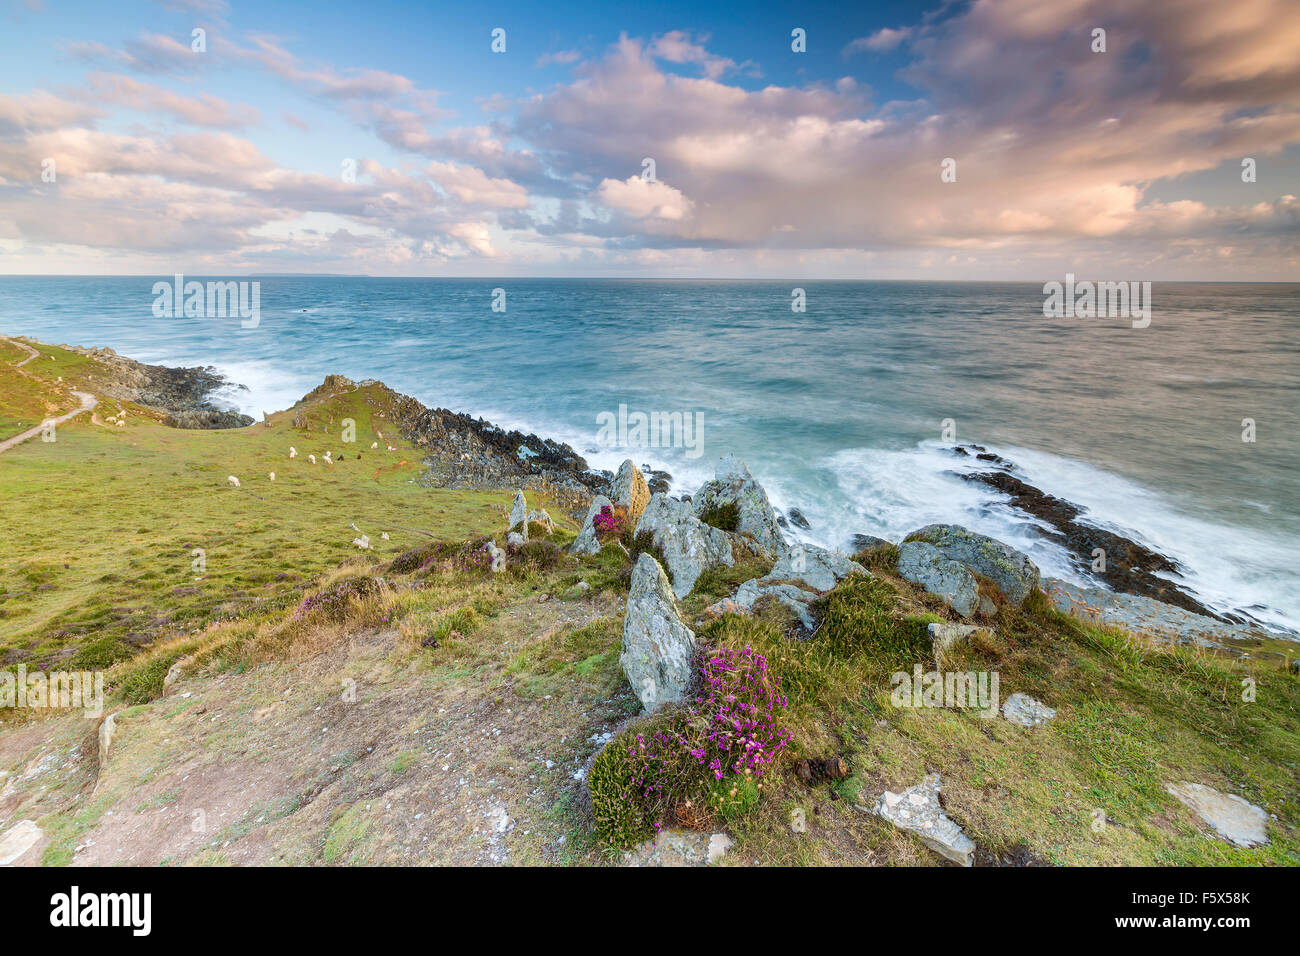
[[2, 277, 1297, 633]]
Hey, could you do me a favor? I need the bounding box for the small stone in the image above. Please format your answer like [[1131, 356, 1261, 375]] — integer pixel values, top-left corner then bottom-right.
[[1165, 782, 1269, 848], [706, 832, 733, 864], [1001, 692, 1057, 727]]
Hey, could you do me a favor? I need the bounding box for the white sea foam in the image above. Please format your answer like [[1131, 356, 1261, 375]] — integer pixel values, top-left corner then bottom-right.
[[818, 440, 1299, 635]]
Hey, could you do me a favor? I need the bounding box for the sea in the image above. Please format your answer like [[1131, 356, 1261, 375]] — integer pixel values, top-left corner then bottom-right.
[[2, 277, 1297, 635]]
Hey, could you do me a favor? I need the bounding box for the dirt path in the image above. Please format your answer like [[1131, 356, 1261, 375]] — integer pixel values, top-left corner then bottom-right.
[[0, 390, 98, 455], [2, 335, 40, 367]]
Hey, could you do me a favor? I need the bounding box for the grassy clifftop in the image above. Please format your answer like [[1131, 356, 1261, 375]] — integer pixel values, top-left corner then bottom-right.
[[1, 338, 1297, 867]]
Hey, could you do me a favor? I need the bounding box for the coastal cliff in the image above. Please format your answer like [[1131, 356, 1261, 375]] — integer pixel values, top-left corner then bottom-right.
[[0, 337, 1297, 868]]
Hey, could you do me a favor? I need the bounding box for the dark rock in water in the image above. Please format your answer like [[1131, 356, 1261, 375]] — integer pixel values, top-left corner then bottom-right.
[[776, 514, 788, 528], [962, 469, 1229, 621], [952, 446, 969, 456], [641, 464, 672, 495], [851, 533, 891, 552], [787, 507, 812, 530]]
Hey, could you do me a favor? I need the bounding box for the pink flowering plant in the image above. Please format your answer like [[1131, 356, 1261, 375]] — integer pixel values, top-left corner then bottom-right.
[[588, 644, 791, 847], [592, 504, 626, 540]]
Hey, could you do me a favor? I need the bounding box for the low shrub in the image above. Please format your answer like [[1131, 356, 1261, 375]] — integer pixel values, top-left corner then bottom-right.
[[589, 644, 791, 847], [698, 500, 740, 533]]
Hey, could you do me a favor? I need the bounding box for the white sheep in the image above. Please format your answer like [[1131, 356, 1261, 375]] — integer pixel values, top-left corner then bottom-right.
[[323, 451, 333, 464], [269, 472, 276, 481], [308, 454, 316, 464], [227, 476, 241, 488], [386, 445, 395, 452], [289, 446, 298, 459], [116, 419, 125, 428], [370, 441, 378, 449]]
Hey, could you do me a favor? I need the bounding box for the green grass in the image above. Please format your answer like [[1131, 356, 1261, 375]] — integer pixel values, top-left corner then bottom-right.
[[0, 344, 540, 671]]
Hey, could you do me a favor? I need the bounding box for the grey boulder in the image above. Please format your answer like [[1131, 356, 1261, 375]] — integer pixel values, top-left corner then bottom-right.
[[635, 493, 734, 598], [692, 454, 785, 555], [904, 524, 1040, 605], [621, 554, 697, 711], [897, 542, 980, 617]]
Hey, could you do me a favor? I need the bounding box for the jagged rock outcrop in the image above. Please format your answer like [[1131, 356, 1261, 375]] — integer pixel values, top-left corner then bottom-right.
[[570, 495, 612, 556], [960, 464, 1225, 620], [65, 345, 252, 429], [635, 494, 734, 599], [621, 554, 696, 711], [611, 459, 651, 525], [692, 454, 785, 556], [904, 525, 1041, 606], [897, 542, 980, 617]]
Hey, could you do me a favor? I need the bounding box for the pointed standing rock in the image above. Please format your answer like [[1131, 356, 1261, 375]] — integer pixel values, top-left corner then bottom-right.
[[509, 489, 528, 541], [621, 554, 696, 711], [570, 494, 612, 556], [611, 459, 651, 525]]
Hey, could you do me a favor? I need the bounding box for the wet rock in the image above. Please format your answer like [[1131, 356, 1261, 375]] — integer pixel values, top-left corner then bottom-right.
[[621, 554, 697, 711], [961, 469, 1225, 620], [611, 460, 651, 525], [635, 494, 734, 599], [569, 495, 611, 556], [904, 524, 1040, 606], [869, 773, 974, 867], [1001, 693, 1057, 727], [1165, 782, 1269, 848], [786, 508, 811, 530], [897, 542, 979, 617], [692, 454, 785, 556]]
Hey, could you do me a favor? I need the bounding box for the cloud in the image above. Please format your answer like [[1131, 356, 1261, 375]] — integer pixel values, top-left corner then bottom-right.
[[845, 27, 912, 55], [86, 73, 259, 128], [596, 176, 694, 221]]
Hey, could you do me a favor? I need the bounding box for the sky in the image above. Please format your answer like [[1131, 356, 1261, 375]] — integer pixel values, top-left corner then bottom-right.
[[0, 0, 1297, 279]]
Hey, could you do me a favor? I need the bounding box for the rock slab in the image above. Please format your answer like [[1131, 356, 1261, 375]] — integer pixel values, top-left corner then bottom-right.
[[621, 554, 697, 711], [872, 773, 974, 866], [1165, 782, 1269, 848]]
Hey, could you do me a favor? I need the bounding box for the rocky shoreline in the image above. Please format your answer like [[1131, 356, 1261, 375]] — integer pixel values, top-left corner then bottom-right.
[[45, 341, 1291, 643], [61, 344, 254, 429]]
